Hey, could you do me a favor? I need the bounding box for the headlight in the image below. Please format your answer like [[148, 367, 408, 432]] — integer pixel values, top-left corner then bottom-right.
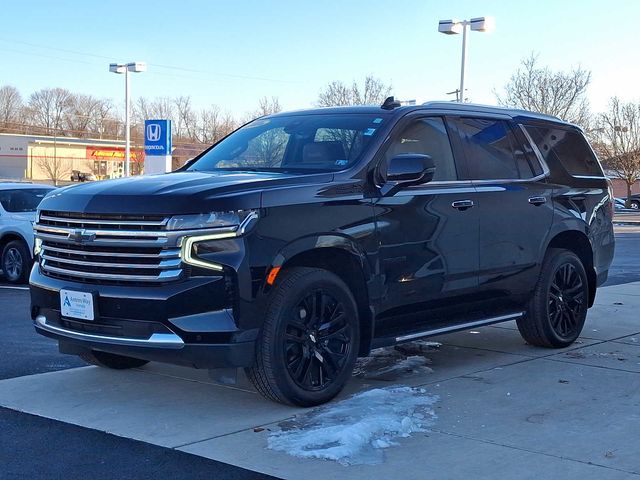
[[178, 210, 259, 271], [167, 210, 256, 231]]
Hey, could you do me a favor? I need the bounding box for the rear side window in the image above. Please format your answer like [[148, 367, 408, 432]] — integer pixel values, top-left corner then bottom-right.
[[525, 126, 603, 177], [452, 118, 522, 180]]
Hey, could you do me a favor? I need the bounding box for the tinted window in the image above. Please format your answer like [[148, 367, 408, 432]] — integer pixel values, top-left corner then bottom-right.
[[0, 189, 51, 212], [526, 126, 603, 177], [189, 114, 385, 172], [384, 117, 457, 181], [454, 118, 520, 180]]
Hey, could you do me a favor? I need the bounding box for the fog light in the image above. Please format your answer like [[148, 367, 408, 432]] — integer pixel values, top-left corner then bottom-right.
[[34, 237, 42, 257]]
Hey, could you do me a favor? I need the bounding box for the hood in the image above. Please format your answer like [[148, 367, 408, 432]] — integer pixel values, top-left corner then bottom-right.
[[38, 170, 334, 215], [5, 211, 36, 222]]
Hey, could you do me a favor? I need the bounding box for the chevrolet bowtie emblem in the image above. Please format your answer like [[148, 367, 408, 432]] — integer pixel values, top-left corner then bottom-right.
[[68, 229, 96, 244]]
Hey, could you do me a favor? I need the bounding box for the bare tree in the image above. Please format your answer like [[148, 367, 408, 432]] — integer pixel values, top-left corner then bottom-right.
[[595, 97, 640, 206], [134, 96, 175, 121], [255, 96, 281, 117], [174, 96, 196, 138], [35, 154, 72, 186], [241, 96, 282, 124], [0, 85, 23, 130], [27, 88, 73, 135], [317, 75, 392, 107], [193, 105, 237, 144], [92, 99, 118, 138], [65, 94, 104, 137], [497, 54, 591, 126], [133, 97, 151, 124]]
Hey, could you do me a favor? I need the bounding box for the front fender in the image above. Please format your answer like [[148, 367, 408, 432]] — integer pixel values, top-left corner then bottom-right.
[[268, 233, 373, 283]]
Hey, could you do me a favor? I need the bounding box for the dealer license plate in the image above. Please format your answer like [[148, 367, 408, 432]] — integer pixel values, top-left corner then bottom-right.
[[60, 289, 94, 321]]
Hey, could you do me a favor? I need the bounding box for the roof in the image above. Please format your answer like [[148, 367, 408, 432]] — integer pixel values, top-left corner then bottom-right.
[[266, 102, 572, 127], [0, 132, 129, 148]]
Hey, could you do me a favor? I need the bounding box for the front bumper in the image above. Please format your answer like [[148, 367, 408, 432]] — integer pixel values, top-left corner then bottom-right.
[[29, 268, 258, 368]]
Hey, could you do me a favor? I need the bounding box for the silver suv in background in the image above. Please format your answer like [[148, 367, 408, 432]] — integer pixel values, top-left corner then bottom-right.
[[0, 183, 55, 283]]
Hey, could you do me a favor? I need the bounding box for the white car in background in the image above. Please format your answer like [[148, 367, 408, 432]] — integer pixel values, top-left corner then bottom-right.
[[0, 183, 56, 284]]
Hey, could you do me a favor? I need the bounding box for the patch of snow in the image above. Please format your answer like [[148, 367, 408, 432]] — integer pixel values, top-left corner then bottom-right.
[[353, 341, 439, 381], [268, 386, 439, 465]]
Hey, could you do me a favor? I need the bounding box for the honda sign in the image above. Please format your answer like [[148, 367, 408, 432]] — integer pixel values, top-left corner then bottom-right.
[[144, 119, 171, 156]]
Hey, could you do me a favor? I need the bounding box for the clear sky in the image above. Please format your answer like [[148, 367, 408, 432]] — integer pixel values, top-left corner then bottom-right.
[[1, 0, 639, 117]]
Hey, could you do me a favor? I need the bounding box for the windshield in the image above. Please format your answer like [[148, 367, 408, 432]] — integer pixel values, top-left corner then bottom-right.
[[188, 114, 386, 173], [0, 188, 52, 212]]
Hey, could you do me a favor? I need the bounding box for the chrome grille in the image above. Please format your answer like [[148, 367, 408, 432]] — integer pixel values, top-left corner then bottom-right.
[[35, 211, 183, 284]]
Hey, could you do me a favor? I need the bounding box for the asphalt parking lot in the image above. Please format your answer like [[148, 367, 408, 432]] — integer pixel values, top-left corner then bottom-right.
[[1, 229, 638, 479]]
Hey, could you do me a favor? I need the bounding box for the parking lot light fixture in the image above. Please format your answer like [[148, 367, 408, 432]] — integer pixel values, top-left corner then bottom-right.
[[438, 17, 494, 102], [109, 62, 147, 177]]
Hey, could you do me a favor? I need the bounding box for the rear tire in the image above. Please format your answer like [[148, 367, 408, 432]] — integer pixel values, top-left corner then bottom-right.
[[517, 248, 589, 348], [246, 267, 359, 407], [79, 350, 149, 369], [630, 199, 640, 210], [2, 240, 30, 284]]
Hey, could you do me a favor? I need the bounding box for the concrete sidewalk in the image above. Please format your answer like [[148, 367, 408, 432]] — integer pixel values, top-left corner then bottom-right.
[[0, 283, 639, 479]]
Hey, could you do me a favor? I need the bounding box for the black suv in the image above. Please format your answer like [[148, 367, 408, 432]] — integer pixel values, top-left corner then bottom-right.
[[30, 101, 615, 406]]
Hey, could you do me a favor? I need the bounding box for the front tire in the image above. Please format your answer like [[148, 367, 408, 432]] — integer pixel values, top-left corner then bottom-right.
[[79, 350, 149, 369], [2, 240, 30, 284], [630, 199, 640, 210], [517, 249, 589, 348], [246, 267, 359, 407]]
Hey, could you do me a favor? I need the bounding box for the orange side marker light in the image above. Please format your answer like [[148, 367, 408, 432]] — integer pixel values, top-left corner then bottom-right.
[[266, 266, 281, 286]]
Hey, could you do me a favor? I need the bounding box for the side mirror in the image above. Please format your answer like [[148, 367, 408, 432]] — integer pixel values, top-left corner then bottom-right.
[[380, 154, 436, 196]]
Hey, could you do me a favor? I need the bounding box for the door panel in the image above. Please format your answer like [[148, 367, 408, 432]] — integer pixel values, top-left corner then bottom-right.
[[374, 184, 479, 318], [372, 114, 479, 326], [474, 181, 554, 298], [448, 116, 554, 307]]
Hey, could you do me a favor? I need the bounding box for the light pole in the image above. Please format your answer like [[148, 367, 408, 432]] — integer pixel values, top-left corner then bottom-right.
[[109, 62, 146, 177], [438, 17, 494, 102]]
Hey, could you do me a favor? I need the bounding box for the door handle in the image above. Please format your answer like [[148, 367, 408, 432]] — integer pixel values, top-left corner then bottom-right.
[[451, 200, 474, 211], [528, 196, 547, 206]]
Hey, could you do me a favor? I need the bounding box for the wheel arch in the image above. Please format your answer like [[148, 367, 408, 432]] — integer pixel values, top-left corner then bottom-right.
[[545, 230, 596, 307], [266, 235, 375, 356], [0, 231, 31, 258]]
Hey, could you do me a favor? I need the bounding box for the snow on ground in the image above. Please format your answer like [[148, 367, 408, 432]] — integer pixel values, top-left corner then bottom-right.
[[353, 340, 441, 381], [267, 386, 439, 465]]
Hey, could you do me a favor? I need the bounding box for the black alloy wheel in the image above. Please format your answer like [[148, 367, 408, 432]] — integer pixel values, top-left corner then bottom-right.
[[246, 267, 359, 406], [547, 262, 587, 340], [517, 249, 589, 348], [283, 289, 354, 391]]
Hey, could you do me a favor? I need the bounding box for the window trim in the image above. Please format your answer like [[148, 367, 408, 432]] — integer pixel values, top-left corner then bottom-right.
[[518, 124, 551, 179]]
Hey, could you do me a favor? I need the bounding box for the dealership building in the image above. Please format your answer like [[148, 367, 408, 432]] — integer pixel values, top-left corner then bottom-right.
[[0, 132, 144, 182]]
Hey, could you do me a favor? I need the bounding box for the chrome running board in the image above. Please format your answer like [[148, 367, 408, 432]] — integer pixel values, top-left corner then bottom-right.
[[394, 312, 524, 343]]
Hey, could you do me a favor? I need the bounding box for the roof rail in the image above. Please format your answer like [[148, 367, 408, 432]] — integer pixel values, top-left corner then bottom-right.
[[421, 101, 563, 122]]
